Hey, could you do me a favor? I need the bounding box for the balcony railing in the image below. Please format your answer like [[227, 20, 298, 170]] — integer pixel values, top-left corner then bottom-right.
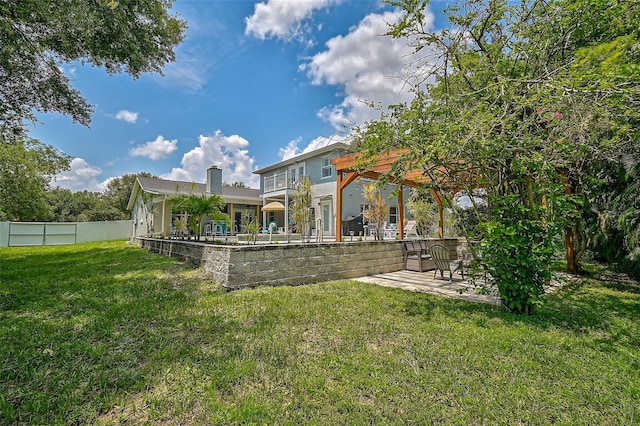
[[263, 171, 308, 193]]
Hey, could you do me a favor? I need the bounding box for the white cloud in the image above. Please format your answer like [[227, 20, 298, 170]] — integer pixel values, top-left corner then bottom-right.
[[115, 110, 138, 123], [278, 134, 348, 161], [278, 137, 303, 160], [53, 158, 105, 192], [162, 131, 259, 188], [161, 58, 207, 92], [245, 0, 340, 41], [154, 43, 210, 92], [302, 135, 344, 153], [302, 10, 436, 129], [129, 135, 178, 161]]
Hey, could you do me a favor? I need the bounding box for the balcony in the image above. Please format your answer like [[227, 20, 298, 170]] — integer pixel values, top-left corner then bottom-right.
[[263, 171, 308, 194]]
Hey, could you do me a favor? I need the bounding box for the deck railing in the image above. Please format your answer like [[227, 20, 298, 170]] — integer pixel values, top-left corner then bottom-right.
[[263, 171, 308, 193]]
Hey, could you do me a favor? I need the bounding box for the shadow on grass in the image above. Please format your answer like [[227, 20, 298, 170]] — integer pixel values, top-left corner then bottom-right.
[[397, 268, 639, 346], [0, 242, 251, 424], [2, 244, 639, 424]]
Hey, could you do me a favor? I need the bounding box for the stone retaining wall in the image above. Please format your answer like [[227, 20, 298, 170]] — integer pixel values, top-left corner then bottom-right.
[[136, 238, 405, 290]]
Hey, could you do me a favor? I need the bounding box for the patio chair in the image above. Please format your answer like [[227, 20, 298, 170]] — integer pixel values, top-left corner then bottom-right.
[[430, 243, 464, 282], [403, 240, 435, 272], [383, 221, 399, 239], [403, 220, 418, 238]]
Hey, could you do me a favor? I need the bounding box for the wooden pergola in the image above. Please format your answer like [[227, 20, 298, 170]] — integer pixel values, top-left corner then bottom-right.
[[331, 150, 447, 242]]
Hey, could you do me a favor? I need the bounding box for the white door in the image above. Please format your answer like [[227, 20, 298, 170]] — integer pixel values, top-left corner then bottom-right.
[[322, 201, 332, 234], [289, 164, 305, 185]]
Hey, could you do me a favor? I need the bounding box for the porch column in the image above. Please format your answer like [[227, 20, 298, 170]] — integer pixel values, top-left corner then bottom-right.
[[229, 203, 235, 235], [284, 192, 289, 234], [161, 195, 168, 237], [256, 205, 261, 228]]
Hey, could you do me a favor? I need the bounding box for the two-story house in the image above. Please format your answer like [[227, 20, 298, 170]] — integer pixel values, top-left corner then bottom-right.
[[253, 142, 413, 238]]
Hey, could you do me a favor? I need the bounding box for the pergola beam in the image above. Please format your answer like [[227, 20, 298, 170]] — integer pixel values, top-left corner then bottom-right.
[[332, 150, 435, 242]]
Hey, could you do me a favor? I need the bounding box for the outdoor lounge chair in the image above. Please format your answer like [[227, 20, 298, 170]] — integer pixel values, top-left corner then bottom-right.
[[403, 220, 418, 238], [430, 243, 464, 282], [403, 240, 435, 272]]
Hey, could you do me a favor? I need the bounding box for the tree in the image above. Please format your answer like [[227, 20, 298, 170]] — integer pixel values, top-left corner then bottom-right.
[[240, 209, 260, 244], [103, 172, 155, 219], [0, 0, 186, 139], [290, 177, 313, 240], [171, 194, 228, 240], [362, 182, 388, 241], [46, 188, 99, 221], [591, 160, 640, 278], [0, 139, 70, 221], [45, 187, 76, 222], [355, 0, 639, 312], [46, 188, 132, 222]]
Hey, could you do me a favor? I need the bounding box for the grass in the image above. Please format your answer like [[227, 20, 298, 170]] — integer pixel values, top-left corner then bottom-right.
[[1, 241, 639, 425]]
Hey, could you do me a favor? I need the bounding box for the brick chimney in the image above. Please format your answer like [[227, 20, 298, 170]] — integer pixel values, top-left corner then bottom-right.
[[206, 165, 222, 195]]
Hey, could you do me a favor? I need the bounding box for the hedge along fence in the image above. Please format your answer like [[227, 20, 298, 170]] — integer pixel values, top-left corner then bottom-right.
[[0, 220, 133, 247], [136, 238, 406, 290]]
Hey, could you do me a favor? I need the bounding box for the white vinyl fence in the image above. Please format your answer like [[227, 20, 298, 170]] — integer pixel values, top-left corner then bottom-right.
[[0, 220, 132, 247]]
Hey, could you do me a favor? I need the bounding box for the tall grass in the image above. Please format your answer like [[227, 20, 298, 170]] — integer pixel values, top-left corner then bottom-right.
[[1, 241, 638, 424]]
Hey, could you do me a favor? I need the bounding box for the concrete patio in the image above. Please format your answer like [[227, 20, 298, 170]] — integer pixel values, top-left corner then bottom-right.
[[355, 270, 568, 306]]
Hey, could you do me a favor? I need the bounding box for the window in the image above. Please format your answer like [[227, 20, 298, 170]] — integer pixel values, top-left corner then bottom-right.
[[289, 164, 305, 186], [389, 206, 398, 225], [321, 156, 333, 179]]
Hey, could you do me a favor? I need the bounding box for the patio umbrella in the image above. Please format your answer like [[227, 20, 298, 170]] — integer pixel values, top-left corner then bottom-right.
[[261, 201, 286, 242], [261, 201, 285, 212]]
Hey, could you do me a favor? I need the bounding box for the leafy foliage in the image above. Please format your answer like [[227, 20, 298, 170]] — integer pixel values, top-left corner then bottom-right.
[[354, 0, 639, 311], [591, 161, 640, 278], [362, 182, 388, 240], [171, 194, 228, 240], [290, 177, 313, 238], [45, 188, 125, 222], [240, 209, 260, 244], [104, 172, 154, 216], [223, 181, 247, 188], [41, 172, 155, 222], [479, 197, 560, 314], [0, 0, 186, 138], [0, 139, 70, 221], [406, 197, 435, 237]]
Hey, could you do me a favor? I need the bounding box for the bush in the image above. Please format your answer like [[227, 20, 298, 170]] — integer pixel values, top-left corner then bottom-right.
[[480, 198, 558, 314]]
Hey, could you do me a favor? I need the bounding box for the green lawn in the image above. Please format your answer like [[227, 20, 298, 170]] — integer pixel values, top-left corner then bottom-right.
[[1, 241, 638, 424]]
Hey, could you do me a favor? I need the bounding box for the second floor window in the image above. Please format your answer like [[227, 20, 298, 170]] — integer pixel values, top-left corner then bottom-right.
[[321, 157, 333, 179], [389, 206, 398, 225]]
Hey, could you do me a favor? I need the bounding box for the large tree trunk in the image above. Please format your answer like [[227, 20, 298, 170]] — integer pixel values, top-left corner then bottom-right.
[[565, 223, 588, 274]]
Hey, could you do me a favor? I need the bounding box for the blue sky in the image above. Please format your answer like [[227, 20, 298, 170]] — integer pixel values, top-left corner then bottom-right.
[[30, 0, 448, 192]]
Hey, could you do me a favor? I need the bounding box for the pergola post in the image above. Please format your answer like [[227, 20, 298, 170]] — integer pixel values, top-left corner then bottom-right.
[[334, 170, 359, 242], [398, 185, 404, 239], [335, 171, 342, 242]]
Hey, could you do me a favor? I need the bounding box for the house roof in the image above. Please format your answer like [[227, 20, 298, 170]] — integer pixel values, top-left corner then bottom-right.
[[137, 176, 205, 195], [127, 176, 261, 210], [252, 142, 351, 175]]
